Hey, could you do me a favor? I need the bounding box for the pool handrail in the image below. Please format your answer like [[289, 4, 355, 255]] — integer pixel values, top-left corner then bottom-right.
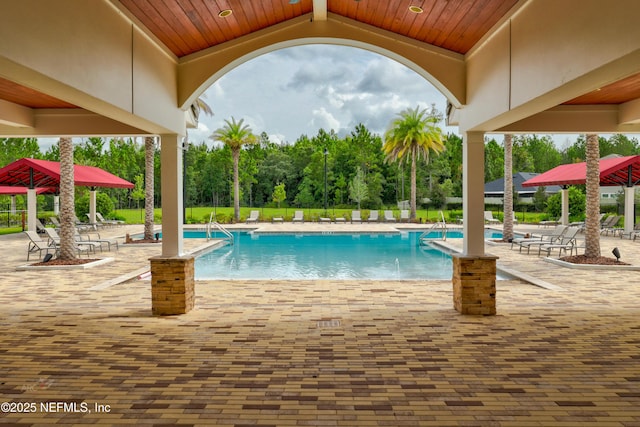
[[419, 210, 447, 244], [207, 212, 234, 245]]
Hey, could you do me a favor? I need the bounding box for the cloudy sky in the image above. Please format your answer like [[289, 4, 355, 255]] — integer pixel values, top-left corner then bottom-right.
[[188, 44, 459, 146]]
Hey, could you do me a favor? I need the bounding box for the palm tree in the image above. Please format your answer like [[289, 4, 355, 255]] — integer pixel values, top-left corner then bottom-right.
[[503, 134, 514, 241], [58, 137, 76, 260], [143, 136, 156, 240], [584, 133, 601, 258], [211, 117, 257, 222], [383, 106, 445, 220]]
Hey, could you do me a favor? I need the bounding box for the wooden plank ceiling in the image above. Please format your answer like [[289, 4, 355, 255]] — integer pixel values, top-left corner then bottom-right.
[[0, 0, 638, 115]]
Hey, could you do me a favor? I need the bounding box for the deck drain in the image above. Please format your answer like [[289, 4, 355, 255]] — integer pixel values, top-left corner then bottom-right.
[[317, 319, 341, 328]]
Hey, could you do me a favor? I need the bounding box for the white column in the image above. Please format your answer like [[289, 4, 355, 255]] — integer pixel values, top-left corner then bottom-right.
[[53, 195, 60, 215], [561, 187, 569, 225], [10, 195, 16, 214], [27, 188, 37, 232], [624, 186, 635, 234], [462, 131, 486, 256], [159, 134, 184, 256], [89, 189, 97, 224]]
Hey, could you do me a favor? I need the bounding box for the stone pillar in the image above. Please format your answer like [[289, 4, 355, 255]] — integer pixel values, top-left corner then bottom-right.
[[452, 254, 497, 315], [150, 255, 194, 315]]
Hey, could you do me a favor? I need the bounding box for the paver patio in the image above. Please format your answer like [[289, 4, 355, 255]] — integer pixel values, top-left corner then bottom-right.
[[1, 223, 639, 426]]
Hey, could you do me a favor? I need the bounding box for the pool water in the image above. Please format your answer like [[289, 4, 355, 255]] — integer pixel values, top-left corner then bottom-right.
[[195, 231, 463, 280]]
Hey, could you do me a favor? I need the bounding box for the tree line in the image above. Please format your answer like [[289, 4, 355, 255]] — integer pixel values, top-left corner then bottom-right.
[[1, 131, 639, 215]]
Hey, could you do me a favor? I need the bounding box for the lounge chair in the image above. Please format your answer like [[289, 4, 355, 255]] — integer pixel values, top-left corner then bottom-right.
[[619, 222, 640, 239], [600, 215, 622, 236], [246, 210, 260, 224], [25, 230, 58, 260], [539, 226, 581, 256], [44, 227, 101, 254], [367, 211, 379, 222], [97, 212, 124, 227], [383, 210, 396, 222], [351, 210, 362, 223], [400, 210, 410, 222], [75, 229, 119, 251], [484, 211, 500, 224], [512, 225, 568, 254], [292, 210, 304, 223], [319, 216, 332, 223]]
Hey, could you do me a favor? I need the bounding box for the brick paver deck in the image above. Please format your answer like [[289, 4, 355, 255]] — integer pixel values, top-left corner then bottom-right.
[[1, 223, 639, 426]]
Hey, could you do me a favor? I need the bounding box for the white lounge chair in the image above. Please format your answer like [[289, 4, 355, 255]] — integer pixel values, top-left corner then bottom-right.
[[367, 211, 379, 222], [246, 210, 260, 224], [25, 230, 58, 260], [539, 227, 581, 256], [484, 211, 500, 224], [400, 210, 410, 222], [351, 210, 362, 223], [383, 210, 396, 222], [44, 227, 101, 254], [292, 210, 304, 223], [516, 226, 572, 254]]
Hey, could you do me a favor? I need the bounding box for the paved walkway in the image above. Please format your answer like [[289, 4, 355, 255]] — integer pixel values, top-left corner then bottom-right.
[[1, 223, 639, 426]]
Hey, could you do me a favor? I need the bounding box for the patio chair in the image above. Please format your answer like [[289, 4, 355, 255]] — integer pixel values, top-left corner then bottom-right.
[[383, 210, 396, 222], [600, 215, 621, 236], [512, 225, 568, 254], [367, 211, 379, 222], [44, 227, 101, 254], [351, 210, 362, 223], [484, 211, 501, 224], [619, 222, 640, 239], [292, 210, 304, 223], [246, 210, 260, 224], [400, 210, 410, 222], [75, 229, 119, 251], [539, 226, 581, 256], [97, 212, 124, 227], [25, 230, 58, 261]]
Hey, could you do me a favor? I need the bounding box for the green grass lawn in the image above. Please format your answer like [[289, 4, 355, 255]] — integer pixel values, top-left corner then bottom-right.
[[113, 207, 546, 225]]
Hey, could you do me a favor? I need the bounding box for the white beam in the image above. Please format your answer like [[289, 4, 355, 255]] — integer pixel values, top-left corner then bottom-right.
[[312, 0, 327, 21], [496, 105, 640, 133], [0, 99, 34, 127], [619, 98, 640, 125], [0, 109, 150, 137]]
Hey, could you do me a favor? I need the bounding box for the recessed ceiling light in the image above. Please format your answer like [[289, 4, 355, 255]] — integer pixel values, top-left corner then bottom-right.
[[218, 9, 232, 18], [409, 5, 424, 13]]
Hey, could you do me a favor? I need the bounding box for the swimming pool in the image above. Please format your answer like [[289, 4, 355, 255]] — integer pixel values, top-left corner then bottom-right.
[[195, 231, 483, 280]]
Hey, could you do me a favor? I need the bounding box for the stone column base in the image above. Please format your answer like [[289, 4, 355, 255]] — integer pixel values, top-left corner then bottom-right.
[[452, 254, 498, 315], [150, 255, 195, 315]]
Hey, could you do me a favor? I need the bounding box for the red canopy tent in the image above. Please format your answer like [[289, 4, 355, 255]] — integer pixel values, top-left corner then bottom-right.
[[0, 186, 55, 195], [0, 158, 134, 232], [522, 155, 640, 233], [522, 155, 640, 188], [0, 158, 134, 189]]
